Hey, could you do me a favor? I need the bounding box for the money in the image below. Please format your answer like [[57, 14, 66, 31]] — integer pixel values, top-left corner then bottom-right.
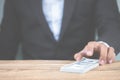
[[60, 57, 99, 73]]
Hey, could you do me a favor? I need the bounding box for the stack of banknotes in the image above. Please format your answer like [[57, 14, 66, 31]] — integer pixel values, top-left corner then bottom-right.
[[60, 57, 99, 73]]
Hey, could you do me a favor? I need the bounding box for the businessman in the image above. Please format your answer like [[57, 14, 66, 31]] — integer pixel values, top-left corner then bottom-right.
[[0, 0, 120, 65]]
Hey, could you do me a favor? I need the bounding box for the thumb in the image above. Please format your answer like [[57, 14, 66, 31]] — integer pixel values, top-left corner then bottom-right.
[[74, 50, 94, 61]]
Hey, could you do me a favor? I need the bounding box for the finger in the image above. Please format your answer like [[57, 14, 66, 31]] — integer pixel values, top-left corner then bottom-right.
[[81, 41, 96, 57], [107, 47, 116, 64], [99, 44, 108, 65], [74, 52, 83, 61], [74, 41, 95, 61], [74, 50, 92, 61]]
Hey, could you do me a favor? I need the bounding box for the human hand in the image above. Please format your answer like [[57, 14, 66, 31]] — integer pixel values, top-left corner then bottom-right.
[[74, 41, 116, 65]]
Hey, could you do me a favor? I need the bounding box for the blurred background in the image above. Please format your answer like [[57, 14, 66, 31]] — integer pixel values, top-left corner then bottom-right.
[[0, 0, 120, 60]]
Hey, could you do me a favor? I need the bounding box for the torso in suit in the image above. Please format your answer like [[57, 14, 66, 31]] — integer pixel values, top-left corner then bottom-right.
[[0, 0, 120, 60]]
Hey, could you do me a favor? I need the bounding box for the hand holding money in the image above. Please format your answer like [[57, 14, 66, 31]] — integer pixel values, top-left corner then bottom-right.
[[74, 41, 116, 65]]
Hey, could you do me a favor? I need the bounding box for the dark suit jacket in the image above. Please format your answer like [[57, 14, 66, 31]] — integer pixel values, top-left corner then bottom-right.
[[0, 0, 120, 60]]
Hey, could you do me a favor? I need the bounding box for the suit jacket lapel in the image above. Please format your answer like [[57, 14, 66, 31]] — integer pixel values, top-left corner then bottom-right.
[[59, 0, 76, 40], [29, 0, 76, 41], [29, 0, 56, 41]]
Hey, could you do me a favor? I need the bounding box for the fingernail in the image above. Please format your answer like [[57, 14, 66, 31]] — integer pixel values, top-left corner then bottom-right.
[[76, 57, 80, 61], [109, 60, 113, 64], [100, 60, 105, 65]]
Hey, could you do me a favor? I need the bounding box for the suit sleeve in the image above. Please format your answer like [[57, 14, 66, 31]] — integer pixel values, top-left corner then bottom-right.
[[95, 0, 120, 54], [0, 0, 20, 59]]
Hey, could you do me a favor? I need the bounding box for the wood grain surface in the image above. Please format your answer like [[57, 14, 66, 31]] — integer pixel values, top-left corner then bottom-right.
[[0, 60, 119, 80]]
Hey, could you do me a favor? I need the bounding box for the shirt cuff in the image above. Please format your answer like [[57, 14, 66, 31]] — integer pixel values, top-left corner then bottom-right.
[[98, 41, 110, 47]]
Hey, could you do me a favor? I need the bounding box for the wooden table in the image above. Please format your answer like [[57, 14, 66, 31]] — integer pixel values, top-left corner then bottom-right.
[[0, 60, 119, 80]]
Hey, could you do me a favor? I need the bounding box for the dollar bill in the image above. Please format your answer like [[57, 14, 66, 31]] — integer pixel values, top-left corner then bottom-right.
[[60, 57, 99, 73]]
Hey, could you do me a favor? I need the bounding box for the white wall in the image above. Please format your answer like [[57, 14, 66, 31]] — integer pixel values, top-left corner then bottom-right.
[[117, 0, 120, 11], [0, 0, 5, 24]]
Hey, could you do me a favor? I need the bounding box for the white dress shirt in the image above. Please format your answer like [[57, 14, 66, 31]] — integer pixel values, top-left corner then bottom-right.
[[42, 0, 64, 40]]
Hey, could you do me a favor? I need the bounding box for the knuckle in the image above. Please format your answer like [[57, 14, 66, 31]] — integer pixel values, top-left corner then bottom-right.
[[109, 47, 115, 52], [99, 43, 107, 48], [87, 41, 96, 45]]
